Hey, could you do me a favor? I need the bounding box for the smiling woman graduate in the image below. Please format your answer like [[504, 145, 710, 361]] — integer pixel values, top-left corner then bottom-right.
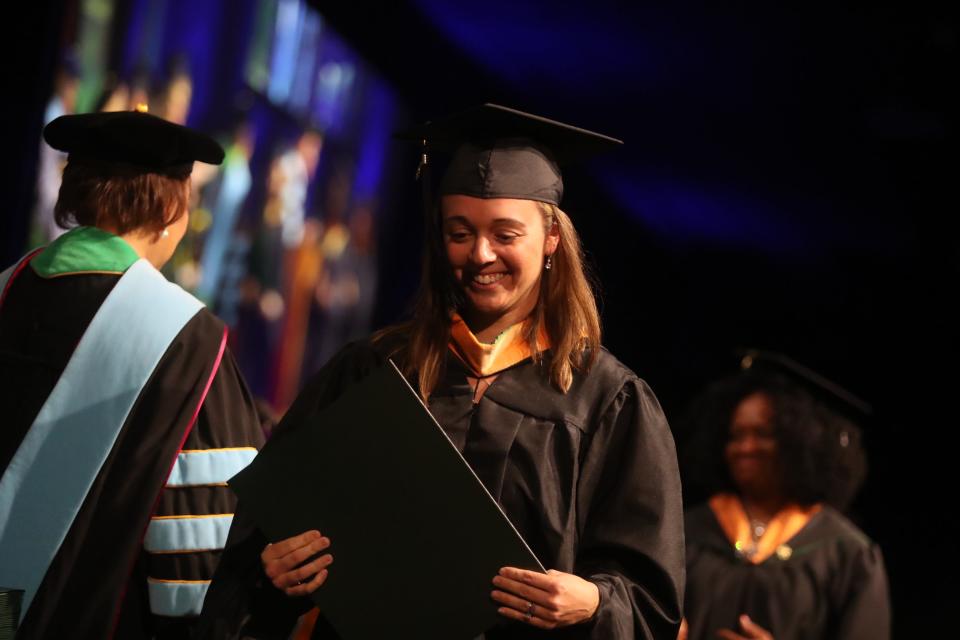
[[677, 350, 890, 640], [200, 104, 685, 640], [0, 110, 265, 639]]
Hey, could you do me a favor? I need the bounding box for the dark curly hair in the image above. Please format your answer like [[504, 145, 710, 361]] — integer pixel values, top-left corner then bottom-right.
[[677, 368, 867, 511]]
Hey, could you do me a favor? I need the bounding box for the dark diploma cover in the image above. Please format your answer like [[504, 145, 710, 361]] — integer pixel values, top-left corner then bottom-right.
[[229, 361, 543, 639]]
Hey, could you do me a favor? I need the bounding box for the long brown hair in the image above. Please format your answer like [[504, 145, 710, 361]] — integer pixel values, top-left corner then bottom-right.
[[376, 199, 602, 399]]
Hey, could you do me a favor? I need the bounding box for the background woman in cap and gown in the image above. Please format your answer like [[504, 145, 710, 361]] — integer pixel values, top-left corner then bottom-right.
[[199, 105, 685, 639], [0, 111, 265, 638], [676, 352, 890, 640]]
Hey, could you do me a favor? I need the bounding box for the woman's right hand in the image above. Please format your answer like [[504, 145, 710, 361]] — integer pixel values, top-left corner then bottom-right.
[[261, 530, 333, 597]]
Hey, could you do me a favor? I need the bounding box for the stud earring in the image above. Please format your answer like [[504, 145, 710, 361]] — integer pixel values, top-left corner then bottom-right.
[[161, 228, 170, 238], [544, 255, 552, 270]]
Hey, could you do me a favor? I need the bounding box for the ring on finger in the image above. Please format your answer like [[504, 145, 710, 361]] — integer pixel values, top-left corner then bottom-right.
[[525, 601, 535, 619]]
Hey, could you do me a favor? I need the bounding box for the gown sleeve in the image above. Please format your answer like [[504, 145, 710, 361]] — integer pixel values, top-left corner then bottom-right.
[[148, 347, 268, 638], [572, 377, 685, 640], [187, 348, 269, 456], [833, 539, 891, 640]]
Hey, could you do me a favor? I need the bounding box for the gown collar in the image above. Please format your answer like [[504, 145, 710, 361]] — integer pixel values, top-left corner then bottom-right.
[[448, 312, 550, 378], [709, 493, 821, 564], [31, 226, 140, 278]]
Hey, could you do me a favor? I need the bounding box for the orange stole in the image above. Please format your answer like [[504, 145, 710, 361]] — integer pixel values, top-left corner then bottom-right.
[[708, 493, 821, 564], [292, 608, 320, 639], [273, 240, 323, 409], [447, 313, 550, 377]]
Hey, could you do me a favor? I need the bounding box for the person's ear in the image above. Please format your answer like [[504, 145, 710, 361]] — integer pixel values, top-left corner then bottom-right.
[[545, 221, 559, 256]]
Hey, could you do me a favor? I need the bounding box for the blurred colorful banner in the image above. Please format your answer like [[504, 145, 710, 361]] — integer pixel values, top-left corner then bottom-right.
[[33, 0, 404, 412]]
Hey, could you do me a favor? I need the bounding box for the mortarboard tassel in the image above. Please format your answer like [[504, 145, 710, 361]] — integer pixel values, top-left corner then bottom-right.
[[417, 137, 436, 244]]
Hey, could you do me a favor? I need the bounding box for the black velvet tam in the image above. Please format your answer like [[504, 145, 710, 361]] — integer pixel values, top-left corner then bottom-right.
[[43, 110, 224, 177]]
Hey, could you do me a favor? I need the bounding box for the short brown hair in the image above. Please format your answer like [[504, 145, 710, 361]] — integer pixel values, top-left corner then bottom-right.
[[54, 158, 189, 235]]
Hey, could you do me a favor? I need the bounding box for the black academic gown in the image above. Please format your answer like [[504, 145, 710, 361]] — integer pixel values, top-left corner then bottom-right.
[[200, 338, 685, 640], [0, 267, 265, 639], [683, 502, 891, 640]]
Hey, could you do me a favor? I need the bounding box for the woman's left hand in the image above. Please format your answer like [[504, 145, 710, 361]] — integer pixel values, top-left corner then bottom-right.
[[491, 567, 600, 630]]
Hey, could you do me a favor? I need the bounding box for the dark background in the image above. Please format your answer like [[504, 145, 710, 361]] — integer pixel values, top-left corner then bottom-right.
[[4, 1, 956, 633]]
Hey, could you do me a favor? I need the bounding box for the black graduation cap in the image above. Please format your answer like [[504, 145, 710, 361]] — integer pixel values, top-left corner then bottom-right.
[[43, 110, 224, 177], [737, 348, 873, 421], [398, 103, 622, 206]]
